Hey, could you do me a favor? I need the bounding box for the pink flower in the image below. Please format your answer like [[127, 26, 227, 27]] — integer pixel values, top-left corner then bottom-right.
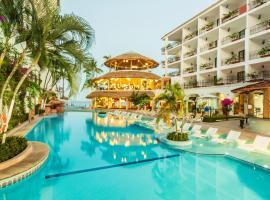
[[0, 16, 5, 22], [221, 98, 233, 107]]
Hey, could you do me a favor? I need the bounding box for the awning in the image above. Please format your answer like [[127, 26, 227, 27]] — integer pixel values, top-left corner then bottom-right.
[[232, 81, 270, 93], [86, 90, 155, 99]]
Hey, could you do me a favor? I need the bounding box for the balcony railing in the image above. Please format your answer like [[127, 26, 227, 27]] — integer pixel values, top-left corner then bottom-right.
[[161, 41, 182, 52], [184, 31, 198, 42], [184, 49, 197, 58], [200, 41, 218, 53], [168, 71, 181, 77], [200, 62, 215, 71], [221, 5, 247, 24], [221, 30, 245, 45], [199, 21, 218, 34], [250, 19, 270, 35], [168, 56, 181, 64], [249, 0, 270, 10], [246, 71, 270, 81], [222, 55, 245, 66], [250, 45, 270, 60], [183, 67, 196, 74], [182, 72, 270, 89]]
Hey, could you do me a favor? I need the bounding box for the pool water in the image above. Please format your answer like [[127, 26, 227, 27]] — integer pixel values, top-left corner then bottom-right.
[[1, 112, 270, 200]]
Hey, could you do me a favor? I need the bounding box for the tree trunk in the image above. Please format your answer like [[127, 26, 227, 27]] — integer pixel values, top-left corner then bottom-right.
[[175, 118, 178, 132], [0, 51, 26, 113]]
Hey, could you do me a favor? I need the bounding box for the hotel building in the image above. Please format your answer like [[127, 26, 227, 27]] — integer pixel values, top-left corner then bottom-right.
[[162, 0, 270, 119]]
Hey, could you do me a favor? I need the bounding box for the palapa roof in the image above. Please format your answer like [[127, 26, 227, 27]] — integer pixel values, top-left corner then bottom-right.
[[232, 81, 270, 93], [86, 90, 155, 99], [104, 51, 159, 70], [93, 70, 161, 82]]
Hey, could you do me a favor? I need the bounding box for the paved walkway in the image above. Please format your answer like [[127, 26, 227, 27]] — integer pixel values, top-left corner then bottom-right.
[[0, 142, 49, 185], [198, 118, 270, 141]]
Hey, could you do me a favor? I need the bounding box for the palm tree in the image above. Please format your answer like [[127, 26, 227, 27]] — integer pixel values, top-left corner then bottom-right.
[[155, 83, 186, 133], [1, 1, 97, 142]]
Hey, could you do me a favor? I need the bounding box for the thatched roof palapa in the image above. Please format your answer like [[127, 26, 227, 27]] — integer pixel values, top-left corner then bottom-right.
[[93, 70, 161, 82], [104, 51, 159, 70], [232, 81, 270, 93], [86, 90, 155, 99]]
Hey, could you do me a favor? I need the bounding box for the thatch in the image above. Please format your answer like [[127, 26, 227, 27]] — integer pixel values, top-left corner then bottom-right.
[[86, 90, 155, 99], [104, 51, 159, 70], [232, 81, 270, 93], [93, 70, 161, 82]]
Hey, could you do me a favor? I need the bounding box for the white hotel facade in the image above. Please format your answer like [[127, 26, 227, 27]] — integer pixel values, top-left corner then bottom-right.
[[162, 0, 270, 119]]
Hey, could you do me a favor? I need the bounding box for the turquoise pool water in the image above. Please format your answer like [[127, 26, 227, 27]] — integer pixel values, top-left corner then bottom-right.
[[1, 112, 270, 200]]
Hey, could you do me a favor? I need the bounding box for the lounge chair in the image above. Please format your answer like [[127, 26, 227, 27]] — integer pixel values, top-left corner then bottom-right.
[[193, 127, 218, 139], [190, 124, 202, 133], [211, 130, 241, 144], [182, 123, 191, 132], [238, 135, 270, 154]]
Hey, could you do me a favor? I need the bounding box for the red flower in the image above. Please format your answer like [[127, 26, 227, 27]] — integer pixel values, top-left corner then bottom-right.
[[0, 16, 5, 22], [221, 98, 233, 107]]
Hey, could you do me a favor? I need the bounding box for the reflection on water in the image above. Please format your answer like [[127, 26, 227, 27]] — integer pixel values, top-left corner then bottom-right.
[[82, 112, 159, 164]]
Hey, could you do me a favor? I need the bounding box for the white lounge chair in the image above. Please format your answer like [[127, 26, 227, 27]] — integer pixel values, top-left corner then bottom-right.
[[212, 130, 241, 144], [182, 123, 191, 132], [191, 124, 202, 133], [238, 135, 270, 154], [193, 127, 218, 139]]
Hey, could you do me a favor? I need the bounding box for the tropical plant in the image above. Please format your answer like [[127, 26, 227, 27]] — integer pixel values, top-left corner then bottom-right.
[[129, 92, 151, 109], [221, 98, 233, 120], [155, 83, 188, 141], [0, 0, 98, 143]]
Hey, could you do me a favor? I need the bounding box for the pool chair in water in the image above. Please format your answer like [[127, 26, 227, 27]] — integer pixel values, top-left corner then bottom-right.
[[193, 127, 218, 139], [238, 135, 270, 154], [211, 130, 241, 144]]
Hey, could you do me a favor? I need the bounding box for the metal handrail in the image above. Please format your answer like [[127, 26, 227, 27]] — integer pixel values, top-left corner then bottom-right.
[[250, 19, 270, 35]]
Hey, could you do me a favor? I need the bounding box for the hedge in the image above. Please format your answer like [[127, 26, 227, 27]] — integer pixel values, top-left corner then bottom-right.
[[0, 136, 28, 163]]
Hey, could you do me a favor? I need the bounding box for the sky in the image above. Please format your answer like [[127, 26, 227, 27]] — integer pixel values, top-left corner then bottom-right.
[[60, 0, 215, 100]]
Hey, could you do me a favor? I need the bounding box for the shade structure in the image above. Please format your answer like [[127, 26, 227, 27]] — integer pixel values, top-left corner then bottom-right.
[[93, 70, 161, 82], [232, 81, 270, 93], [86, 90, 155, 99], [104, 51, 159, 70]]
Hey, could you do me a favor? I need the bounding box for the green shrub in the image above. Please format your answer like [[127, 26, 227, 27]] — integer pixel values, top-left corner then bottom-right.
[[167, 132, 189, 142], [0, 136, 28, 163], [203, 115, 241, 122]]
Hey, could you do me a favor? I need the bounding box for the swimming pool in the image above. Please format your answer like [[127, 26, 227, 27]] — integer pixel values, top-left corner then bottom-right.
[[1, 112, 270, 200]]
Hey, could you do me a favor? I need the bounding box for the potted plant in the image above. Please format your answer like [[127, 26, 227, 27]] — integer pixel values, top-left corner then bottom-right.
[[222, 9, 238, 22], [229, 32, 240, 41], [155, 83, 192, 146], [258, 45, 270, 58], [221, 98, 233, 120]]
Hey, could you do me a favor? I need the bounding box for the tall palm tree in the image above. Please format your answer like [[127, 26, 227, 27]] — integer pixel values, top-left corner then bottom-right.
[[155, 83, 186, 133], [2, 1, 97, 138]]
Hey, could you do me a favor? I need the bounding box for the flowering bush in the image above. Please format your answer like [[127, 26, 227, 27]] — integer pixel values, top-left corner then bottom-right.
[[221, 98, 233, 107], [221, 98, 233, 120]]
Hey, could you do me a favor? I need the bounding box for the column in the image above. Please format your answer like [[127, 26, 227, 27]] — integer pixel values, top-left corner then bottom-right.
[[263, 88, 270, 119]]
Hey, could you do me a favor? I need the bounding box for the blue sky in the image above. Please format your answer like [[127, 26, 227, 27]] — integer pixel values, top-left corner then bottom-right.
[[61, 0, 215, 100]]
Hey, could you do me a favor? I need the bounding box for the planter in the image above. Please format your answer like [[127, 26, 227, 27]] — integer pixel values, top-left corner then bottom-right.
[[260, 54, 270, 58], [159, 136, 193, 148]]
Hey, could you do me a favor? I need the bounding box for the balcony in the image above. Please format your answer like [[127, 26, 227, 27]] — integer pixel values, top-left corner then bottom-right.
[[221, 29, 245, 45], [249, 0, 270, 10], [220, 76, 245, 85], [250, 19, 270, 35], [161, 41, 182, 52], [199, 21, 217, 34], [222, 52, 245, 66], [250, 44, 270, 60], [183, 67, 196, 74], [184, 31, 198, 42], [168, 71, 181, 77], [168, 56, 181, 64], [184, 49, 197, 58], [221, 5, 247, 24], [184, 81, 198, 89], [200, 62, 215, 71], [200, 41, 218, 53], [246, 71, 270, 81]]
